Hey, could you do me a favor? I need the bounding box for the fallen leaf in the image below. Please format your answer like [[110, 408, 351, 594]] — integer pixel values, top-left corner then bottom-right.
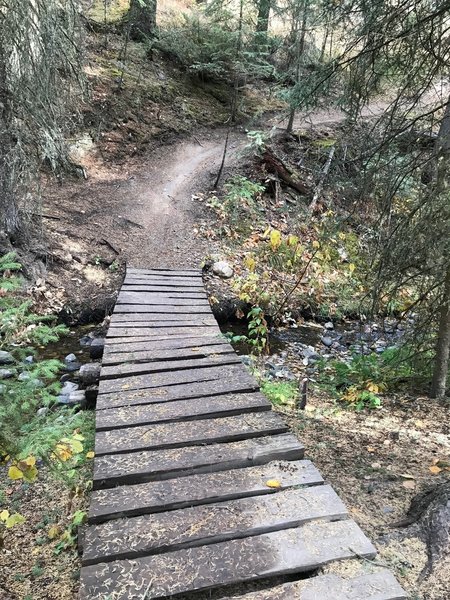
[[366, 446, 376, 453], [8, 465, 23, 480], [48, 525, 60, 539], [429, 465, 442, 475], [86, 451, 95, 459], [265, 479, 282, 489], [399, 473, 415, 480]]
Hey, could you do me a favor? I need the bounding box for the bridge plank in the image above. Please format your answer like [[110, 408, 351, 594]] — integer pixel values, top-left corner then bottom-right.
[[117, 292, 210, 305], [88, 459, 323, 523], [127, 268, 202, 277], [122, 284, 207, 294], [95, 412, 288, 455], [100, 354, 240, 380], [96, 377, 259, 410], [109, 319, 217, 330], [79, 520, 376, 600], [104, 335, 227, 355], [98, 364, 256, 395], [93, 433, 304, 488], [221, 570, 407, 600], [96, 392, 270, 430], [110, 312, 215, 323], [114, 304, 211, 314], [106, 325, 220, 338], [83, 485, 347, 565], [102, 343, 233, 366]]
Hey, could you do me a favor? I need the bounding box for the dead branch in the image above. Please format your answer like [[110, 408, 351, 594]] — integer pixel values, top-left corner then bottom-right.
[[309, 145, 336, 213], [262, 149, 310, 196]]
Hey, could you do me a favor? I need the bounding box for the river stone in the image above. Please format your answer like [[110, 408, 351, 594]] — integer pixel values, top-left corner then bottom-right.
[[321, 336, 333, 347], [302, 346, 321, 360], [0, 351, 14, 365], [79, 335, 92, 348], [324, 321, 334, 330], [59, 381, 79, 397], [212, 261, 233, 279], [24, 355, 34, 364], [65, 353, 77, 363], [37, 407, 50, 417], [0, 369, 14, 379]]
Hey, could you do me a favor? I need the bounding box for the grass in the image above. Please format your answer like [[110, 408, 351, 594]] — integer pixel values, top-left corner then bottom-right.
[[260, 379, 298, 407]]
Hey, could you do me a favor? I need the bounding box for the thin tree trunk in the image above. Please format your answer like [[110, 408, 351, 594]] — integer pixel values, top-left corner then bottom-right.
[[129, 0, 157, 41], [256, 0, 270, 33], [430, 265, 450, 398], [286, 0, 308, 133]]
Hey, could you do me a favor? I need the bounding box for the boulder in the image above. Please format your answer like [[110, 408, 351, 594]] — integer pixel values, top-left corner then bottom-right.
[[0, 351, 14, 365], [212, 261, 233, 279]]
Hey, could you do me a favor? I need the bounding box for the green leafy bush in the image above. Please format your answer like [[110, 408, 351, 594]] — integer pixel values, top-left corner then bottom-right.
[[261, 380, 298, 407]]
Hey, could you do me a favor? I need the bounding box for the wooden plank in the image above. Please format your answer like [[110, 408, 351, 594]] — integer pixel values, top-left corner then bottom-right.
[[96, 392, 270, 430], [114, 304, 211, 314], [100, 352, 242, 381], [117, 292, 210, 306], [96, 377, 259, 410], [82, 485, 347, 565], [95, 412, 288, 455], [104, 335, 227, 355], [100, 353, 240, 380], [107, 326, 219, 339], [105, 332, 221, 345], [79, 520, 376, 600], [88, 459, 323, 523], [110, 312, 215, 324], [127, 268, 201, 277], [221, 570, 407, 600], [122, 284, 206, 293], [102, 343, 233, 366], [98, 364, 256, 395], [93, 433, 304, 488], [123, 277, 204, 287], [122, 284, 207, 294], [109, 319, 217, 330]]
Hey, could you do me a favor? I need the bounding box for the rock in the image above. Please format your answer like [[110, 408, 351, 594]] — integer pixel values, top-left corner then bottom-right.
[[302, 346, 321, 361], [17, 373, 44, 387], [212, 261, 233, 279], [0, 369, 14, 379], [58, 390, 86, 408], [320, 336, 333, 347], [60, 373, 72, 383], [59, 381, 79, 397], [65, 361, 81, 373], [90, 338, 105, 360], [24, 355, 34, 364], [65, 353, 77, 363], [79, 335, 92, 348], [0, 351, 14, 365], [240, 355, 252, 366], [324, 321, 334, 330], [37, 407, 50, 417]]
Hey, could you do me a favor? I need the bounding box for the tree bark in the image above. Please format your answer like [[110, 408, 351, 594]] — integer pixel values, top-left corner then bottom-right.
[[256, 0, 270, 34], [129, 0, 157, 41], [430, 265, 450, 398]]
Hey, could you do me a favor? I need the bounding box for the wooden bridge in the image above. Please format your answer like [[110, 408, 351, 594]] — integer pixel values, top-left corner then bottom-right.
[[79, 268, 407, 600]]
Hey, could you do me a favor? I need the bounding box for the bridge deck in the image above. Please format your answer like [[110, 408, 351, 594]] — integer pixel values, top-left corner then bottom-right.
[[79, 268, 406, 600]]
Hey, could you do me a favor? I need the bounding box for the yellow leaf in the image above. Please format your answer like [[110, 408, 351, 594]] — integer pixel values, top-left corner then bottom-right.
[[86, 451, 95, 459], [48, 525, 60, 539], [429, 465, 442, 475], [0, 509, 10, 521], [245, 255, 256, 272], [312, 240, 320, 249], [5, 513, 25, 528], [338, 232, 346, 240], [8, 465, 23, 480], [366, 382, 379, 393], [54, 443, 73, 462], [266, 479, 282, 489], [287, 234, 299, 246], [72, 433, 85, 442], [269, 229, 281, 251], [22, 456, 36, 467], [349, 263, 356, 273], [22, 465, 38, 483]]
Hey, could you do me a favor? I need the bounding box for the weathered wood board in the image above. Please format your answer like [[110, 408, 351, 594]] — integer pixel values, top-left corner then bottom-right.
[[95, 412, 288, 455], [110, 312, 216, 323], [102, 342, 234, 366], [96, 376, 260, 410], [100, 353, 240, 379], [88, 459, 323, 522], [117, 291, 210, 305], [221, 570, 408, 600], [79, 520, 377, 599], [104, 335, 227, 355], [83, 485, 347, 564], [98, 363, 256, 395], [95, 392, 270, 430], [106, 325, 220, 338], [114, 303, 212, 314], [93, 433, 305, 488]]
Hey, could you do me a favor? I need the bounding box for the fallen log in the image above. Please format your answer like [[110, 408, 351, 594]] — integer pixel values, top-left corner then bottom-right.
[[262, 149, 310, 196]]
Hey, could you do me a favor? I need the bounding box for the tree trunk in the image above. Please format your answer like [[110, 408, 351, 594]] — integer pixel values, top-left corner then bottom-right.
[[129, 0, 157, 41], [430, 265, 450, 398], [256, 0, 270, 33]]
